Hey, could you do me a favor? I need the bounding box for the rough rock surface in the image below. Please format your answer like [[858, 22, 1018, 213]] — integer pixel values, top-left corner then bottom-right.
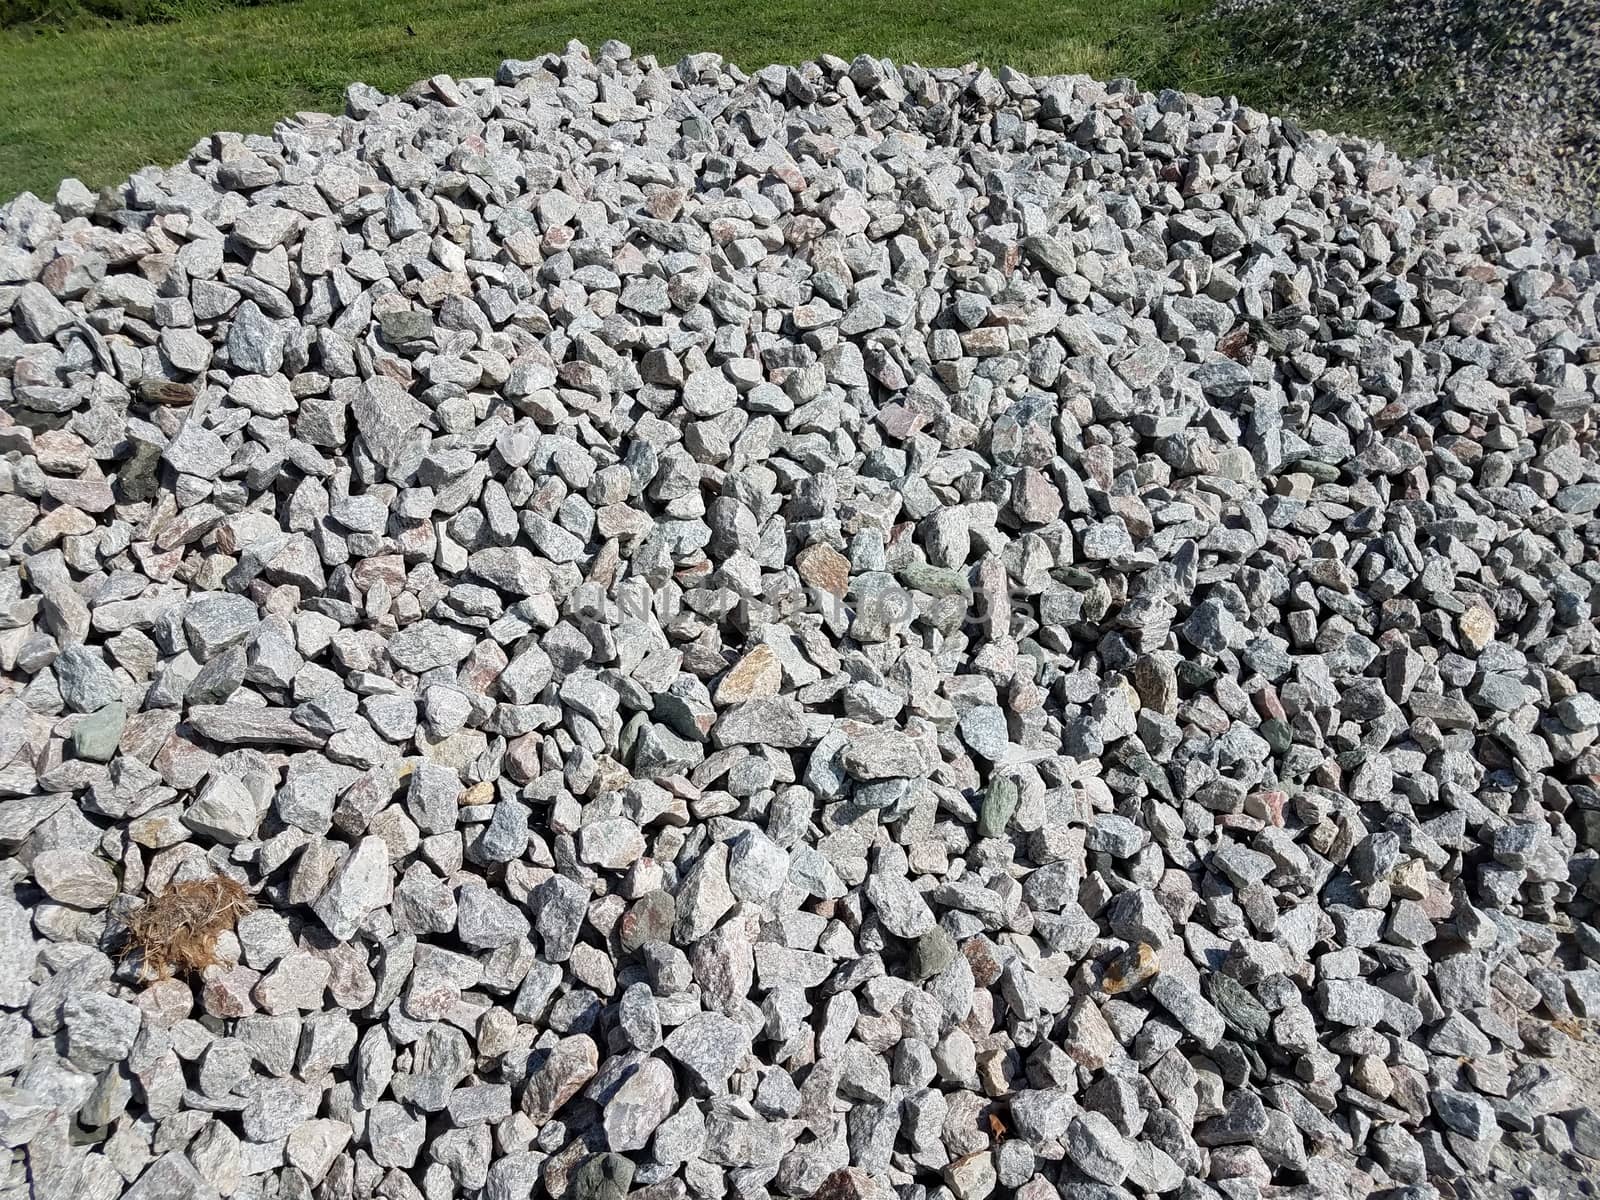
[[2, 37, 1600, 1200]]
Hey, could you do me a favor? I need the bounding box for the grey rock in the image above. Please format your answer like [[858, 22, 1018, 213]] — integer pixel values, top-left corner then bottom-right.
[[124, 1152, 221, 1200], [389, 621, 477, 672], [1065, 1112, 1131, 1185], [603, 1056, 676, 1151], [456, 879, 530, 948], [664, 1011, 749, 1094], [958, 704, 1009, 761], [71, 702, 126, 762], [712, 698, 809, 748], [311, 835, 391, 940], [226, 301, 284, 374], [163, 422, 232, 478], [32, 849, 117, 908], [54, 645, 122, 713], [842, 728, 925, 779]]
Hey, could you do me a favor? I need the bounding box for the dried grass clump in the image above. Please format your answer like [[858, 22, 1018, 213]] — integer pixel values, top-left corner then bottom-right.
[[125, 875, 254, 979]]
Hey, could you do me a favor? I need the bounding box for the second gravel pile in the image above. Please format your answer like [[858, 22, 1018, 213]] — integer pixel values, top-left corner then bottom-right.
[[1211, 0, 1600, 225], [3, 40, 1600, 1200]]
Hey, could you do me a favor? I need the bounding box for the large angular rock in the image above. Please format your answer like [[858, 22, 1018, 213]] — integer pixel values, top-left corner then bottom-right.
[[311, 836, 392, 940]]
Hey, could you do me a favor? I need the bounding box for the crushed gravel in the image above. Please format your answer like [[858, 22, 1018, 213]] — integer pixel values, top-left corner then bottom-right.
[[3, 38, 1600, 1200]]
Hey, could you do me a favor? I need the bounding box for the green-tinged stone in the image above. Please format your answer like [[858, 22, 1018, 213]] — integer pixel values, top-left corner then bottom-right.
[[896, 563, 972, 599], [1287, 457, 1341, 482], [71, 701, 126, 763], [1081, 578, 1113, 623], [379, 309, 435, 342], [117, 440, 163, 503], [618, 711, 647, 762], [573, 1153, 634, 1200], [978, 777, 1019, 838], [1260, 719, 1293, 754], [1209, 972, 1270, 1042], [136, 378, 196, 406], [1052, 565, 1097, 588], [911, 926, 957, 980], [1118, 747, 1175, 802]]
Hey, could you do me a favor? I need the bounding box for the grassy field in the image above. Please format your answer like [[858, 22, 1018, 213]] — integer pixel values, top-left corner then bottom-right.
[[0, 0, 1259, 201]]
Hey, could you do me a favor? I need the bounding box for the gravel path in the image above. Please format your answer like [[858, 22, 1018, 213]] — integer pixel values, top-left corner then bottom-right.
[[1212, 0, 1600, 228], [2, 40, 1600, 1200]]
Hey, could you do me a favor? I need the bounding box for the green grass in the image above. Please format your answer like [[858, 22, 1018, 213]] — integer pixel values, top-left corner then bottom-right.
[[0, 0, 290, 28], [0, 0, 1241, 201]]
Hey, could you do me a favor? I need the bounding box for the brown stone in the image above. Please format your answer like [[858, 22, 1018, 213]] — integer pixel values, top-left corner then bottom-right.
[[796, 543, 850, 598], [962, 935, 1003, 987], [811, 1167, 892, 1200], [45, 475, 115, 513], [713, 643, 782, 705], [1102, 942, 1160, 994], [876, 403, 927, 439], [1458, 603, 1496, 653], [1010, 467, 1062, 525], [522, 1034, 598, 1122], [202, 964, 261, 1018]]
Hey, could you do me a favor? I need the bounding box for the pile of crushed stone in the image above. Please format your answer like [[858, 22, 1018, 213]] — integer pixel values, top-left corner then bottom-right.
[[1211, 0, 1600, 227], [3, 38, 1600, 1200]]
